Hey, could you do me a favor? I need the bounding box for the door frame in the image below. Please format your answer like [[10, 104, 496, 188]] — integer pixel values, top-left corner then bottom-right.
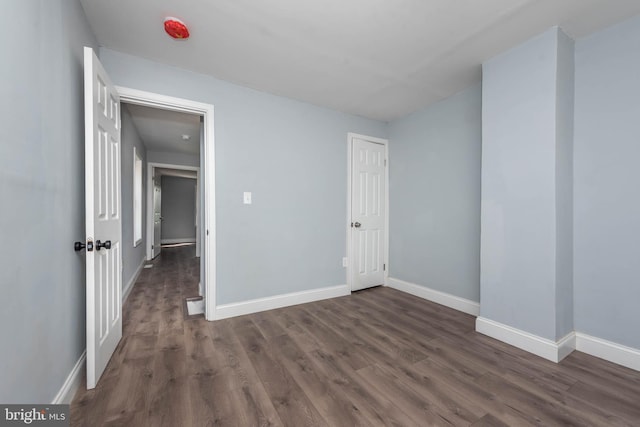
[[118, 86, 217, 321], [146, 162, 200, 261], [346, 132, 390, 291]]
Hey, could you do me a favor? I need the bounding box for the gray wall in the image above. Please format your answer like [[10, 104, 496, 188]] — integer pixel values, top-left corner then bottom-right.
[[481, 28, 561, 340], [0, 0, 97, 403], [574, 15, 640, 349], [161, 176, 197, 241], [387, 85, 482, 302], [121, 106, 147, 292], [99, 49, 387, 305]]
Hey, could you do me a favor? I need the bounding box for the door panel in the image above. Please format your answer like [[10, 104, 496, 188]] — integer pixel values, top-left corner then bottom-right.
[[351, 137, 386, 291], [84, 47, 122, 389], [153, 177, 162, 258]]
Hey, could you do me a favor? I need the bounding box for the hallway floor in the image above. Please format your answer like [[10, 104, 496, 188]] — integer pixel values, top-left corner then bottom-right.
[[71, 246, 640, 426]]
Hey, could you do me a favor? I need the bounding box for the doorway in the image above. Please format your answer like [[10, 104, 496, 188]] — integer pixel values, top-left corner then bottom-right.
[[118, 87, 216, 320], [83, 48, 216, 390], [147, 162, 202, 295], [346, 133, 389, 292]]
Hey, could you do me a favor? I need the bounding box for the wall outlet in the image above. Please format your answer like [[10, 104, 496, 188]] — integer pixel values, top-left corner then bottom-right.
[[342, 257, 348, 267]]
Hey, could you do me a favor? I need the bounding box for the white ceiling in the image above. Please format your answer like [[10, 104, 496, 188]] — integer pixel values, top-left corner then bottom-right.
[[124, 103, 201, 155], [82, 0, 640, 121]]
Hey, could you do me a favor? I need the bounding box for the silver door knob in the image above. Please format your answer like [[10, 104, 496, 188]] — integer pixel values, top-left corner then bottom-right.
[[354, 222, 361, 228]]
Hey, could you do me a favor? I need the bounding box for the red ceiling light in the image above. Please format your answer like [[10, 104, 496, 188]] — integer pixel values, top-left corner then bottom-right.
[[164, 17, 190, 40]]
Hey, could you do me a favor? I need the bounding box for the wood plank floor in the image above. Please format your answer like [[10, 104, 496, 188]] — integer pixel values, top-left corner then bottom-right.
[[71, 246, 640, 426]]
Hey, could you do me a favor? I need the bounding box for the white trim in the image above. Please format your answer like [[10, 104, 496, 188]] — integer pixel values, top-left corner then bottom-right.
[[133, 146, 143, 246], [475, 317, 575, 363], [557, 331, 577, 362], [122, 258, 145, 303], [161, 237, 196, 244], [474, 317, 640, 371], [346, 132, 390, 292], [386, 277, 480, 316], [215, 285, 350, 320], [117, 86, 213, 115], [117, 85, 217, 321], [576, 333, 640, 372], [52, 351, 86, 404]]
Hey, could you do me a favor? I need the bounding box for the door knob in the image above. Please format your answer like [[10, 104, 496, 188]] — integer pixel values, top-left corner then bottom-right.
[[354, 222, 361, 228], [75, 240, 94, 251], [96, 240, 112, 251]]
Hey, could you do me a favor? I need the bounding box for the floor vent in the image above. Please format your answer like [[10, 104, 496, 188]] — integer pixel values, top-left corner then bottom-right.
[[184, 297, 205, 318]]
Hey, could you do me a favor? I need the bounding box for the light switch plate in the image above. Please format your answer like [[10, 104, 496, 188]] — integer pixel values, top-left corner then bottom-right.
[[243, 192, 252, 204], [342, 257, 348, 267]]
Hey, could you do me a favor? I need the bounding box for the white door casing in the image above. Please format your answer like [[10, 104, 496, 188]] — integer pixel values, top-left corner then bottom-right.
[[349, 134, 388, 291], [153, 175, 162, 258], [84, 47, 123, 389], [117, 87, 216, 321], [195, 180, 200, 259]]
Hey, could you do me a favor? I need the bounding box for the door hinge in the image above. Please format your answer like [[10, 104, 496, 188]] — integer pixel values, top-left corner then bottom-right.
[[384, 159, 387, 167], [383, 264, 386, 271]]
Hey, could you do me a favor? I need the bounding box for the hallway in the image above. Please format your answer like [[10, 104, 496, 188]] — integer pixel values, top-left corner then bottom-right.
[[70, 246, 640, 426]]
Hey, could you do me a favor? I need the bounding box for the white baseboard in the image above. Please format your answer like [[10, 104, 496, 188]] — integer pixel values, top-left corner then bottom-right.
[[475, 317, 575, 363], [52, 351, 85, 404], [161, 238, 196, 244], [386, 277, 480, 316], [475, 318, 640, 371], [215, 284, 350, 320], [123, 258, 145, 303], [576, 333, 640, 372], [557, 331, 577, 361]]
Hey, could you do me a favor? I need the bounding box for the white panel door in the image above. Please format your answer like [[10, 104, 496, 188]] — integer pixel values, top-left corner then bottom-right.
[[84, 47, 122, 389], [351, 138, 386, 291], [153, 176, 162, 258]]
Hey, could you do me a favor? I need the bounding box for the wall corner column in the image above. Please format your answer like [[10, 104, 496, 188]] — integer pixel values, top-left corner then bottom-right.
[[478, 27, 575, 362]]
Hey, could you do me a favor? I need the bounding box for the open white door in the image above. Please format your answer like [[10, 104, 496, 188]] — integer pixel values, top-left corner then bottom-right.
[[153, 175, 162, 258], [84, 47, 123, 389], [351, 136, 386, 291]]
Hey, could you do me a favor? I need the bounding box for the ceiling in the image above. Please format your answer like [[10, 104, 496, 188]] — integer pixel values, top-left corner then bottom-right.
[[82, 0, 640, 121], [124, 103, 201, 155]]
